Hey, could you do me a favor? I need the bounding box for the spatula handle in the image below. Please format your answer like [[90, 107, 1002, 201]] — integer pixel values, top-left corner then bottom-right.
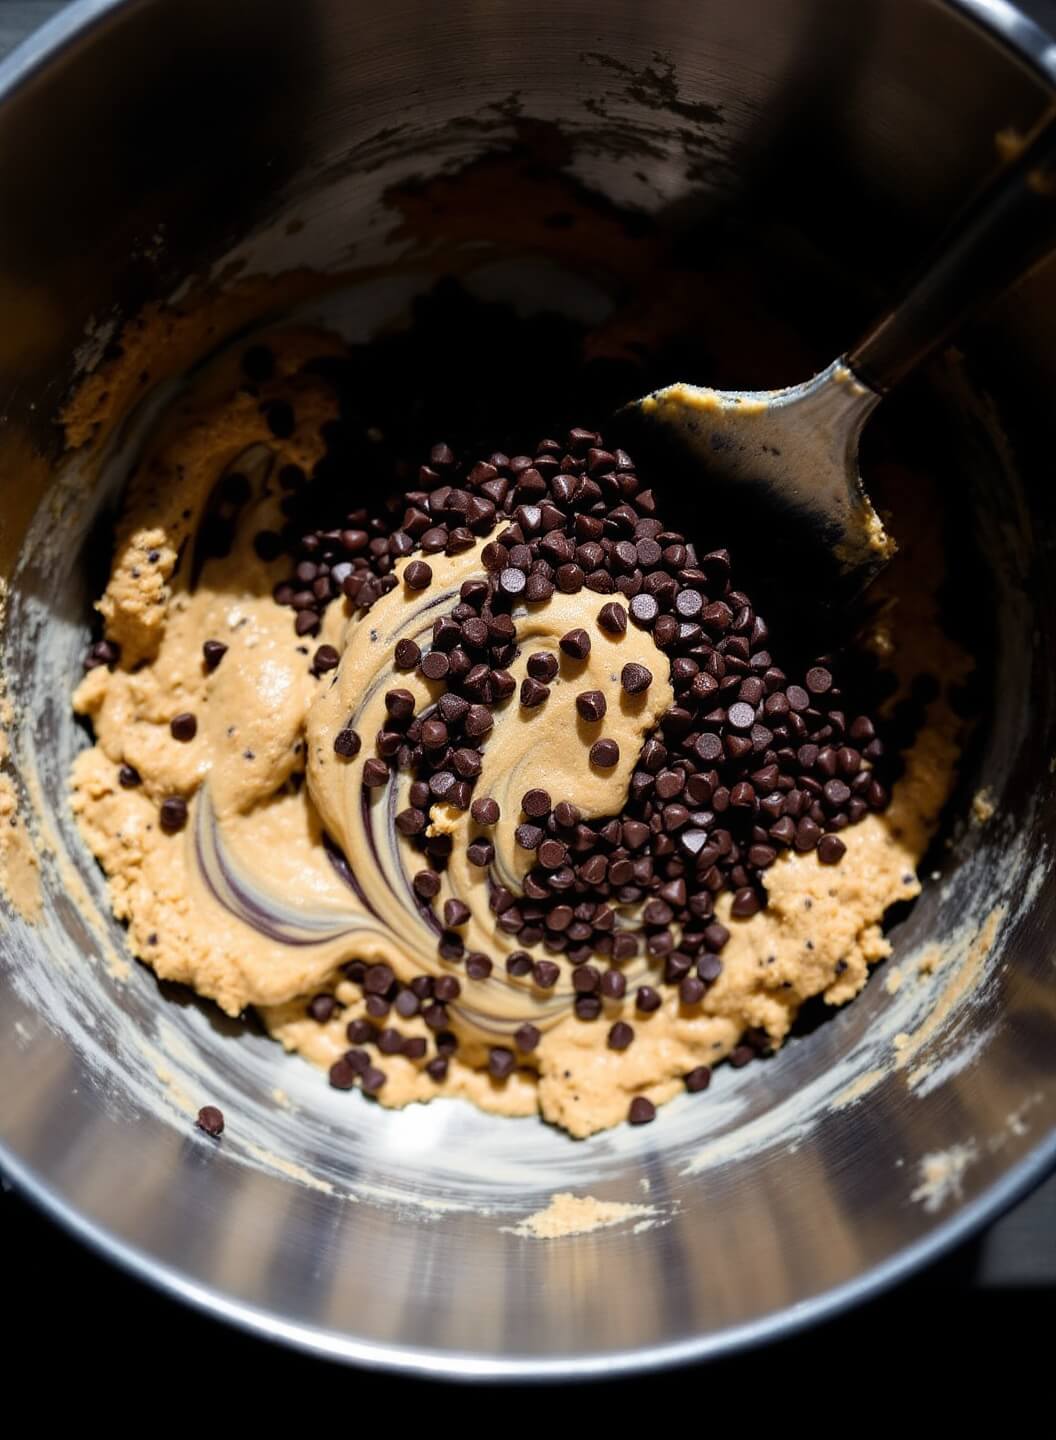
[[846, 106, 1056, 395]]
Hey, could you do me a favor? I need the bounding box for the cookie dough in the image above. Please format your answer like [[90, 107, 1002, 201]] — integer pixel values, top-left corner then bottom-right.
[[71, 328, 968, 1137]]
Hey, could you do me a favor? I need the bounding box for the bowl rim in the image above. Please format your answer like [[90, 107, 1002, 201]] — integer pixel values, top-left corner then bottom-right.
[[0, 0, 1054, 1380]]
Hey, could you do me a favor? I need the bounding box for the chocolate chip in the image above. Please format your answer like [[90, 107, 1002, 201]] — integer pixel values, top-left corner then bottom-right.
[[489, 1046, 516, 1079], [533, 959, 560, 988], [806, 666, 833, 695], [308, 993, 336, 1022], [312, 644, 340, 675], [621, 663, 652, 694], [203, 640, 227, 671], [196, 1105, 224, 1136], [443, 898, 471, 928], [685, 1066, 711, 1092], [466, 953, 493, 980], [608, 1021, 634, 1050], [527, 651, 558, 683], [521, 788, 551, 817], [412, 869, 442, 901], [328, 1058, 358, 1090], [629, 593, 659, 627], [600, 969, 626, 999], [628, 1096, 656, 1124], [515, 1023, 541, 1052], [362, 758, 389, 786], [160, 796, 188, 833], [118, 764, 141, 788], [515, 822, 543, 849], [466, 839, 495, 866], [421, 650, 450, 680], [590, 739, 619, 767], [404, 560, 432, 590], [731, 887, 760, 917], [170, 712, 197, 742], [575, 690, 606, 722], [818, 834, 847, 864], [471, 797, 500, 824], [395, 807, 426, 835], [598, 602, 627, 635], [636, 985, 662, 1013], [559, 628, 591, 660], [521, 677, 549, 707]]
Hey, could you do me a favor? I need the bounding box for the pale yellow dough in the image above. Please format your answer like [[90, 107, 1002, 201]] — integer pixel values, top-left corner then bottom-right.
[[71, 333, 969, 1138]]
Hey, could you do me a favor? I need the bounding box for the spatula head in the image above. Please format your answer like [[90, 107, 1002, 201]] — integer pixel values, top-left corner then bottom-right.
[[612, 362, 894, 648]]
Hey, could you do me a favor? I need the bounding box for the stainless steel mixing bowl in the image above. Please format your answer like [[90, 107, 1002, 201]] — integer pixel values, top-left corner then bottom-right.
[[0, 0, 1054, 1377]]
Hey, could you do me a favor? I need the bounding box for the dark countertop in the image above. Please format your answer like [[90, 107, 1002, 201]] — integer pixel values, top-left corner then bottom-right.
[[1, 0, 1053, 1385]]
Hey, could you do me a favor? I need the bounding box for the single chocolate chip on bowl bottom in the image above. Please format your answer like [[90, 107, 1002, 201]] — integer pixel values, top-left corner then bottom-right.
[[196, 1105, 224, 1137]]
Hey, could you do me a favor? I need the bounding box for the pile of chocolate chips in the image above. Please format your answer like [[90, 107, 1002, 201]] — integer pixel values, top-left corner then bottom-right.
[[311, 425, 899, 1114], [327, 427, 892, 952]]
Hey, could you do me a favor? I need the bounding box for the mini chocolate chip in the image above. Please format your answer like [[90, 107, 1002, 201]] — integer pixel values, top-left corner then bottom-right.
[[333, 727, 361, 758], [170, 712, 197, 742], [521, 676, 550, 707], [394, 638, 421, 669], [608, 1021, 634, 1050], [507, 951, 533, 977], [515, 822, 543, 849], [471, 797, 500, 824], [600, 970, 626, 999], [203, 640, 227, 671], [576, 690, 607, 722], [443, 898, 471, 927], [590, 738, 619, 767], [118, 764, 141, 788], [621, 663, 652, 694], [685, 1066, 711, 1092], [328, 1059, 358, 1090], [362, 758, 390, 786], [597, 602, 627, 635], [731, 887, 761, 917], [636, 985, 661, 1013], [522, 788, 551, 817], [527, 651, 559, 682], [466, 953, 493, 980], [533, 959, 560, 988], [489, 1046, 516, 1079], [196, 1105, 224, 1136], [467, 839, 495, 866], [395, 807, 426, 835], [308, 993, 336, 1022], [160, 796, 188, 833], [406, 558, 435, 587], [628, 1096, 656, 1124], [818, 834, 847, 864], [312, 644, 340, 675], [560, 628, 591, 660], [515, 1023, 541, 1052], [421, 650, 450, 680]]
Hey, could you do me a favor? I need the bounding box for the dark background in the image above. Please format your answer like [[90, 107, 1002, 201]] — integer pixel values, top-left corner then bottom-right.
[[1, 0, 1053, 1390]]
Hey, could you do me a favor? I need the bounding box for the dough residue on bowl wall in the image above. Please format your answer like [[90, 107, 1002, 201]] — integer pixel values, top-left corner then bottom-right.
[[504, 1190, 658, 1239]]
